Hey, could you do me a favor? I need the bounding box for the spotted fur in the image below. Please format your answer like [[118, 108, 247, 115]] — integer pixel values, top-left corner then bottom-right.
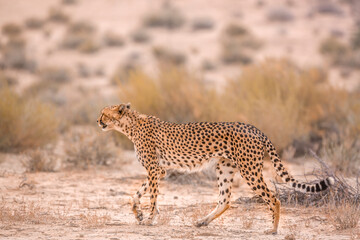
[[97, 104, 334, 234]]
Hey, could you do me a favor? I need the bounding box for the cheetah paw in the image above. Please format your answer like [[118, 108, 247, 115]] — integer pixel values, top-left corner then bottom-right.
[[194, 220, 209, 227], [139, 218, 154, 226], [264, 229, 277, 235], [135, 211, 144, 222]]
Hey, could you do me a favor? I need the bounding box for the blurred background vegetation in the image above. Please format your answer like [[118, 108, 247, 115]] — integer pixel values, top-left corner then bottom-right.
[[0, 0, 359, 175]]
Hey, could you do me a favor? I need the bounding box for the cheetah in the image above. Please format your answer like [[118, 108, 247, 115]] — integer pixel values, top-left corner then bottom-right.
[[97, 103, 334, 234]]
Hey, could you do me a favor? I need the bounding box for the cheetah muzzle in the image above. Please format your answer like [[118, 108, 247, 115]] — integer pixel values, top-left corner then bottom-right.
[[97, 103, 334, 234]]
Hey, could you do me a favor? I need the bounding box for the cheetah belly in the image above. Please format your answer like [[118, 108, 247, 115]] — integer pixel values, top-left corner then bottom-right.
[[157, 148, 221, 172]]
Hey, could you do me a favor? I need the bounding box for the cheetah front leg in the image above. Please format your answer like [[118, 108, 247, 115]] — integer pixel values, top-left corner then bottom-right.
[[138, 167, 162, 226], [131, 178, 149, 222], [195, 158, 237, 227]]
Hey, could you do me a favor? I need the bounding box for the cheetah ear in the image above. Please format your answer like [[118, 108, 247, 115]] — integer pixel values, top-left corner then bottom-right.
[[125, 102, 131, 109]]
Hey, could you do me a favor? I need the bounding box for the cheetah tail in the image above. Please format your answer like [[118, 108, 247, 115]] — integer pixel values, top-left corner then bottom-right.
[[264, 137, 334, 193]]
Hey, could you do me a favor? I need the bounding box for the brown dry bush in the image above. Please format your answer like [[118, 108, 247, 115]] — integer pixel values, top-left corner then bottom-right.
[[2, 38, 28, 69], [103, 31, 125, 47], [119, 64, 222, 123], [1, 23, 22, 37], [267, 7, 294, 22], [22, 149, 58, 172], [61, 21, 99, 53], [142, 3, 185, 30], [24, 17, 45, 30], [47, 7, 70, 23], [0, 200, 55, 225], [191, 17, 215, 31], [0, 87, 58, 152], [220, 23, 262, 65], [65, 130, 119, 169], [131, 29, 151, 44], [327, 201, 360, 230], [39, 66, 72, 83], [223, 59, 346, 151], [153, 46, 186, 66]]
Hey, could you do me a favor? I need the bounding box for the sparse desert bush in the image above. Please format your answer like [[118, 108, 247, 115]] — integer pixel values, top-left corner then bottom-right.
[[77, 62, 91, 78], [319, 37, 360, 68], [153, 46, 186, 65], [119, 65, 222, 123], [351, 26, 360, 50], [131, 29, 151, 44], [0, 200, 55, 225], [220, 23, 261, 65], [321, 137, 360, 176], [22, 149, 58, 172], [103, 31, 125, 47], [65, 130, 119, 169], [0, 86, 58, 152], [314, 1, 343, 16], [47, 7, 70, 23], [267, 7, 294, 22], [0, 71, 17, 87], [2, 37, 27, 69], [61, 0, 77, 5], [24, 17, 45, 29], [61, 21, 99, 53], [39, 66, 72, 83], [224, 23, 248, 37], [223, 59, 344, 150], [201, 59, 216, 71], [327, 201, 360, 230], [1, 23, 22, 37], [142, 3, 185, 30], [191, 17, 214, 31]]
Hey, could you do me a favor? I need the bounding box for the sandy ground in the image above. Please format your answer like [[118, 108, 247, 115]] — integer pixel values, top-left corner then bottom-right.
[[1, 155, 359, 240]]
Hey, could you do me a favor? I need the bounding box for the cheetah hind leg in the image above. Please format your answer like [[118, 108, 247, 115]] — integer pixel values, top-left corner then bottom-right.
[[195, 158, 236, 227]]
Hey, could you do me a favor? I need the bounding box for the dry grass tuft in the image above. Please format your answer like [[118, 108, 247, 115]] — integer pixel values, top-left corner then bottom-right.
[[61, 21, 99, 53], [142, 3, 185, 30], [1, 37, 35, 70], [22, 149, 58, 172], [79, 211, 111, 227], [191, 17, 215, 31], [153, 46, 186, 65], [131, 29, 151, 44], [103, 31, 125, 47], [223, 59, 343, 150], [0, 200, 55, 225], [119, 65, 221, 123], [65, 129, 119, 169], [267, 7, 294, 22], [0, 87, 58, 152], [2, 23, 23, 37], [24, 17, 45, 30], [273, 150, 360, 207], [327, 201, 360, 230], [39, 66, 72, 83], [47, 7, 70, 23], [220, 23, 262, 65]]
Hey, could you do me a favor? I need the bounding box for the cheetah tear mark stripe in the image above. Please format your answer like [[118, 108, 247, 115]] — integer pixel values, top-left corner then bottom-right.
[[264, 137, 334, 193]]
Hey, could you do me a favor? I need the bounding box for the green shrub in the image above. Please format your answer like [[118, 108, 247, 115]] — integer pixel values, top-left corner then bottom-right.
[[0, 87, 58, 152]]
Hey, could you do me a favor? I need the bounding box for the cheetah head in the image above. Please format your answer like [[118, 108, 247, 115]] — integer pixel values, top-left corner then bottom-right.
[[97, 103, 131, 133]]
